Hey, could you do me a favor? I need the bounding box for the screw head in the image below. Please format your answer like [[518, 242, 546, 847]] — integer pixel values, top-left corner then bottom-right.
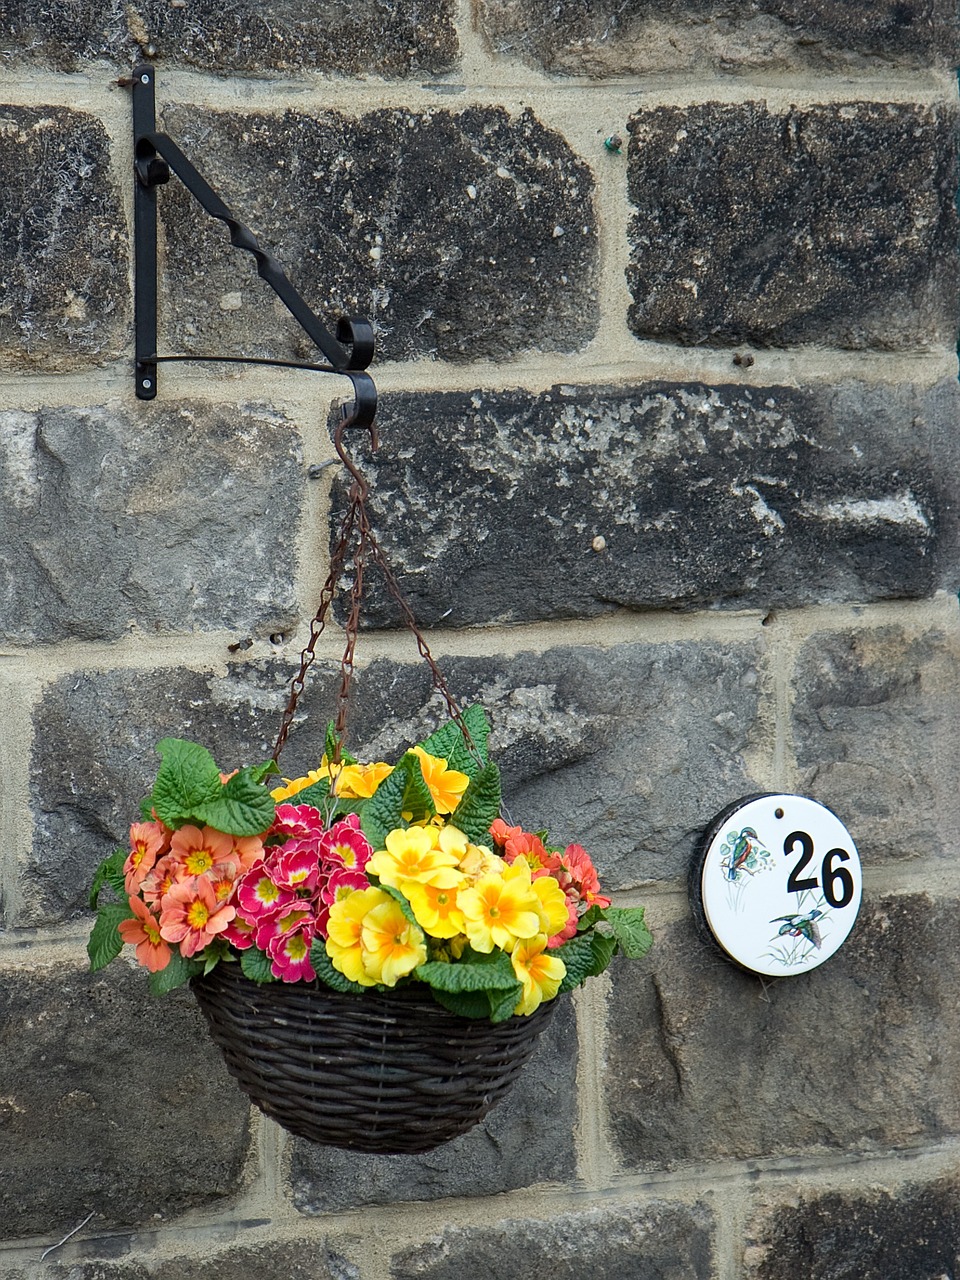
[[140, 73, 150, 84], [141, 378, 152, 389]]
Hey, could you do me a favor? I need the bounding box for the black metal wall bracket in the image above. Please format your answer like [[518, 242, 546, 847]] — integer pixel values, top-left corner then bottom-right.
[[129, 64, 377, 430]]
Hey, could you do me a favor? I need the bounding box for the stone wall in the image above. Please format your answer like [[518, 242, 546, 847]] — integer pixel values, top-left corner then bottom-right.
[[1, 4, 958, 1277]]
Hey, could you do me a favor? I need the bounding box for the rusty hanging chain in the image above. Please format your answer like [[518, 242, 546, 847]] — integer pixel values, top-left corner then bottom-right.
[[272, 413, 474, 770]]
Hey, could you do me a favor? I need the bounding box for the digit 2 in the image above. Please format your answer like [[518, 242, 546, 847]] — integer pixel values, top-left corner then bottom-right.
[[784, 830, 818, 893]]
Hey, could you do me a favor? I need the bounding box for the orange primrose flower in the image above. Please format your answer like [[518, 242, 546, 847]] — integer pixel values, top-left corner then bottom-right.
[[159, 877, 236, 957], [118, 896, 172, 973]]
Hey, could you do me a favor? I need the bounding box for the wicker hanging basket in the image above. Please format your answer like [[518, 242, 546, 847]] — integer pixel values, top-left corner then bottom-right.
[[191, 963, 558, 1154]]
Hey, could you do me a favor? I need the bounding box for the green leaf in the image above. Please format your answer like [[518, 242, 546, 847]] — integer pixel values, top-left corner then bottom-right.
[[87, 902, 134, 972], [309, 939, 370, 995], [446, 705, 491, 777], [416, 949, 518, 994], [149, 738, 223, 828], [148, 949, 204, 995], [551, 933, 597, 993], [449, 761, 501, 845], [361, 753, 430, 848], [606, 906, 654, 959], [240, 945, 276, 984], [325, 721, 357, 767], [379, 884, 422, 930], [291, 777, 333, 811], [201, 937, 231, 975], [248, 758, 280, 785], [486, 984, 524, 1023], [427, 986, 493, 1019], [192, 767, 276, 836], [576, 904, 606, 933], [89, 848, 127, 908]]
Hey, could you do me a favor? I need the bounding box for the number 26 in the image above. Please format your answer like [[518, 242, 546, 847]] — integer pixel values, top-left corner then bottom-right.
[[784, 830, 854, 909]]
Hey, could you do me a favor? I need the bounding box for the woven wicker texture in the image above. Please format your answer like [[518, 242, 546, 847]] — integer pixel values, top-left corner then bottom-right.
[[191, 964, 557, 1153]]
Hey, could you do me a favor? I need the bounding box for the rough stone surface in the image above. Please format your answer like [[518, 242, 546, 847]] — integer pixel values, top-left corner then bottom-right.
[[331, 379, 960, 628], [792, 624, 960, 864], [0, 107, 127, 369], [32, 1241, 361, 1280], [0, 401, 302, 645], [478, 0, 959, 75], [627, 103, 958, 350], [606, 894, 960, 1169], [0, 961, 253, 1240], [390, 1202, 716, 1279], [745, 1177, 960, 1280], [288, 996, 576, 1211], [0, 0, 457, 77], [26, 638, 760, 922], [158, 106, 597, 365]]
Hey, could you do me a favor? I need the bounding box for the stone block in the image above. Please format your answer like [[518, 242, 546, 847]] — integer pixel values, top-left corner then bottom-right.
[[792, 624, 960, 864], [390, 1201, 716, 1279], [34, 1240, 361, 1280], [157, 105, 597, 365], [287, 995, 576, 1211], [627, 103, 958, 350], [0, 107, 127, 369], [0, 0, 457, 77], [0, 400, 302, 644], [0, 960, 253, 1241], [477, 0, 959, 75], [606, 894, 960, 1169], [331, 379, 960, 628], [27, 637, 760, 922], [744, 1176, 960, 1280]]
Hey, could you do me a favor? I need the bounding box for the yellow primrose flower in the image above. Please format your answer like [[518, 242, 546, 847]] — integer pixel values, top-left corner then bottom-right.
[[368, 826, 462, 890], [360, 898, 427, 986], [511, 934, 566, 1015], [270, 765, 330, 802], [411, 746, 470, 814], [403, 873, 468, 939], [332, 760, 394, 799], [326, 886, 389, 986], [458, 868, 541, 953], [457, 840, 506, 884], [531, 872, 570, 939]]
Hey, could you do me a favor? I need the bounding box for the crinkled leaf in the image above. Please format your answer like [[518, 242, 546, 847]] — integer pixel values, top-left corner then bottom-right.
[[449, 761, 501, 846], [240, 945, 276, 984], [325, 721, 357, 767], [310, 939, 369, 995], [487, 983, 524, 1023], [248, 758, 280, 785], [362, 754, 433, 848], [149, 738, 222, 828], [202, 937, 231, 975], [192, 767, 276, 836], [417, 949, 518, 994], [551, 933, 597, 993], [446, 704, 491, 777], [292, 777, 333, 811], [87, 902, 134, 972], [379, 884, 421, 929], [89, 848, 127, 908], [576, 904, 606, 933], [427, 986, 493, 1020], [149, 949, 204, 995], [606, 907, 653, 959]]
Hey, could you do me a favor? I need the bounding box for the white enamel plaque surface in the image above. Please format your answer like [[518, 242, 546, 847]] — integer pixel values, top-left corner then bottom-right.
[[696, 794, 862, 977]]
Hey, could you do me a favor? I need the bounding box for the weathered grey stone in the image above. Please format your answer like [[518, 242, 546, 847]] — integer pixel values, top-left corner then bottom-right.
[[627, 103, 958, 350], [745, 1177, 960, 1280], [158, 106, 597, 365], [0, 107, 127, 369], [288, 996, 576, 1211], [0, 961, 253, 1240], [792, 624, 960, 865], [606, 895, 960, 1169], [35, 1240, 360, 1280], [331, 379, 960, 628], [478, 0, 959, 75], [0, 401, 302, 644], [0, 0, 457, 77], [390, 1202, 716, 1279], [27, 637, 759, 922]]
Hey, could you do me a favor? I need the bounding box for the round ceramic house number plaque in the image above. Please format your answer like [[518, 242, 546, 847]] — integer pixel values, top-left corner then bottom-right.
[[692, 794, 862, 977]]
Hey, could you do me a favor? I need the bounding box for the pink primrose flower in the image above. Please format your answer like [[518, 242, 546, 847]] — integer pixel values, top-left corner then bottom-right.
[[269, 926, 316, 982], [222, 914, 257, 950], [318, 814, 373, 872], [259, 905, 314, 954], [272, 845, 321, 894], [562, 844, 611, 909], [272, 803, 326, 841], [320, 864, 370, 907], [236, 866, 295, 918]]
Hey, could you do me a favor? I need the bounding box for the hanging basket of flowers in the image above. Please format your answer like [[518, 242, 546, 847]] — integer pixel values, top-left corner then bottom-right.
[[87, 414, 652, 1155]]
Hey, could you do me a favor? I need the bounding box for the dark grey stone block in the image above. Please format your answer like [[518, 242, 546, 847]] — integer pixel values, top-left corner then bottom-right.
[[627, 104, 959, 350], [0, 108, 127, 369], [157, 105, 597, 365], [745, 1177, 960, 1280], [390, 1201, 716, 1279], [26, 637, 760, 921], [287, 996, 576, 1211], [36, 1241, 360, 1280], [792, 625, 960, 864], [606, 895, 960, 1169], [0, 962, 252, 1240], [330, 379, 960, 628], [0, 0, 457, 77], [477, 0, 959, 75], [0, 401, 302, 644]]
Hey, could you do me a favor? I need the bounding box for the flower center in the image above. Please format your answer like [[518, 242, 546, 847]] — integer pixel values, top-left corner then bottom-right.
[[187, 900, 210, 929]]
